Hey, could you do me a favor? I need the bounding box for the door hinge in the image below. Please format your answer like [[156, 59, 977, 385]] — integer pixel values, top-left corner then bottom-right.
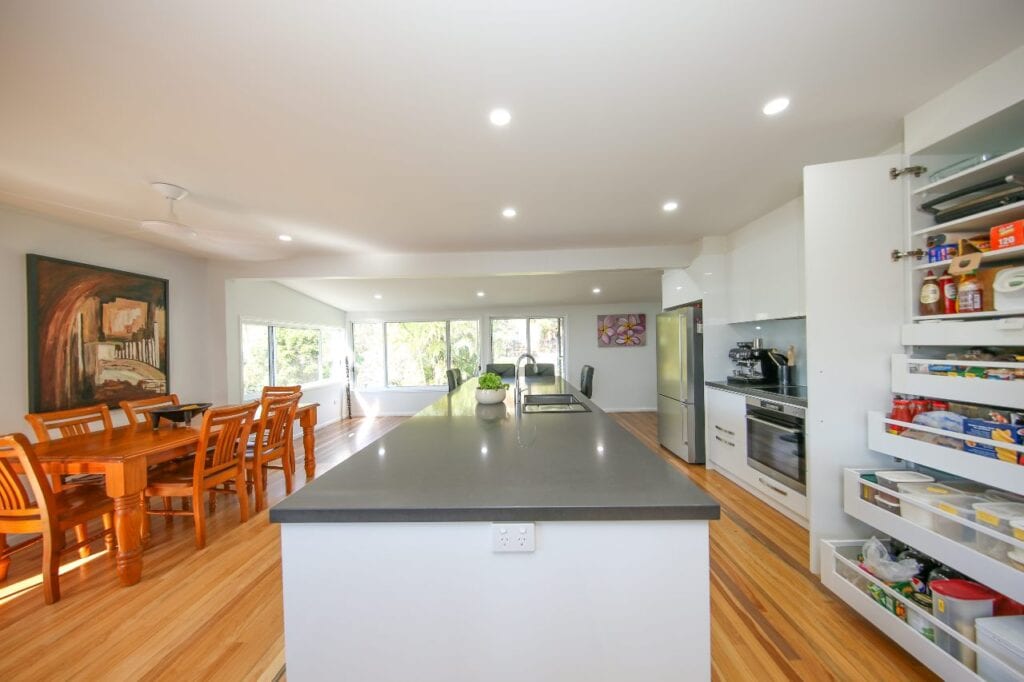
[[891, 248, 924, 262], [889, 165, 927, 180]]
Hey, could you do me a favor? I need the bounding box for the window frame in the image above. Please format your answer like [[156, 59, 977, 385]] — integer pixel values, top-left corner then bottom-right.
[[239, 317, 345, 400], [488, 316, 566, 375], [351, 318, 481, 390]]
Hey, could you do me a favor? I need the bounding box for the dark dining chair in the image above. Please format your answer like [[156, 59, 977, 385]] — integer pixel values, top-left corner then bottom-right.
[[580, 365, 595, 399], [485, 363, 516, 378], [446, 368, 463, 392], [524, 363, 555, 377]]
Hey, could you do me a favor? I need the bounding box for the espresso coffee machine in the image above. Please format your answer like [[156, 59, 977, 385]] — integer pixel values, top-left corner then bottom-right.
[[727, 339, 787, 385]]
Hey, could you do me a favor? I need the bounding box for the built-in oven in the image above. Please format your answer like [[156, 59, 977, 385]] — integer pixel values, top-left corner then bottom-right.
[[745, 396, 806, 495]]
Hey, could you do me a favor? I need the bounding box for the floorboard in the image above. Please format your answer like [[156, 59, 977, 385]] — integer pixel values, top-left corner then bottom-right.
[[0, 413, 936, 681]]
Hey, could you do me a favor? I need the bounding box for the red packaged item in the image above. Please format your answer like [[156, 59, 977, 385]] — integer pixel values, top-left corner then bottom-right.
[[990, 219, 1024, 251], [909, 399, 930, 419], [930, 400, 949, 411], [938, 272, 957, 314]]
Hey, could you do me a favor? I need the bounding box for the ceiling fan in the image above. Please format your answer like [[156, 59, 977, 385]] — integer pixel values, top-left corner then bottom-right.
[[140, 182, 199, 240]]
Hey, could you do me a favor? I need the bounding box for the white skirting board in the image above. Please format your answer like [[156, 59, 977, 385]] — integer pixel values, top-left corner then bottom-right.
[[280, 520, 711, 682]]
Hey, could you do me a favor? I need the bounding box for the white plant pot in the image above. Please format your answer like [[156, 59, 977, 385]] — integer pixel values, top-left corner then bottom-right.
[[475, 388, 507, 405]]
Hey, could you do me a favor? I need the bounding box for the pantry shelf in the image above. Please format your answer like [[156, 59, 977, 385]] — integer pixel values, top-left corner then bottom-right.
[[902, 319, 1024, 346], [913, 145, 1024, 198], [820, 539, 989, 682], [867, 412, 1024, 494], [891, 354, 1024, 409], [911, 310, 1024, 322], [912, 200, 1024, 238], [843, 469, 1024, 604], [913, 244, 1024, 270]]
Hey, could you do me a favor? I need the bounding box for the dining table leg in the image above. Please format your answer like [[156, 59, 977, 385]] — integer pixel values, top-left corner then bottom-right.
[[105, 458, 148, 586], [300, 406, 317, 479]]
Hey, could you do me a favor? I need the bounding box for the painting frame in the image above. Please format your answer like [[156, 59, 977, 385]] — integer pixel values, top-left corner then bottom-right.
[[26, 254, 170, 413], [597, 313, 647, 347]]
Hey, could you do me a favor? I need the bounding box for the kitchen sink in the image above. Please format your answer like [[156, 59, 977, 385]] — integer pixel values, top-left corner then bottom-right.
[[521, 393, 591, 413]]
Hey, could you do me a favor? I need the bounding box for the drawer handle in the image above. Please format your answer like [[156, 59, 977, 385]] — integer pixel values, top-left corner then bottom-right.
[[714, 435, 736, 448], [714, 425, 736, 436], [758, 477, 789, 496]]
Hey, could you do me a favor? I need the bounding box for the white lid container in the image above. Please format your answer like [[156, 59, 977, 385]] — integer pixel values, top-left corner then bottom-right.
[[1012, 518, 1024, 542], [898, 482, 955, 529], [932, 495, 987, 543], [973, 502, 1024, 535], [976, 615, 1024, 682], [876, 470, 934, 492]]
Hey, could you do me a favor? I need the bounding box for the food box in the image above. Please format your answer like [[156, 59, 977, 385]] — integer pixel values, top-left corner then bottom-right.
[[991, 220, 1024, 251], [963, 419, 1024, 463]]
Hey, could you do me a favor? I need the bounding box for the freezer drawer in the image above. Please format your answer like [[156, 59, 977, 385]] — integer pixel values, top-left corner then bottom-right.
[[657, 395, 687, 457]]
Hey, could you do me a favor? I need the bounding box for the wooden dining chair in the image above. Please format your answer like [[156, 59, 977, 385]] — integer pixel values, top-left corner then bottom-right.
[[143, 402, 258, 549], [120, 395, 184, 515], [119, 394, 180, 426], [245, 393, 301, 512], [0, 433, 115, 604], [25, 404, 113, 554], [261, 385, 301, 400]]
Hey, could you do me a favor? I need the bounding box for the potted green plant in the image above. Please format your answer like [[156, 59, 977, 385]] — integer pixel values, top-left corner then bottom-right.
[[475, 372, 507, 404]]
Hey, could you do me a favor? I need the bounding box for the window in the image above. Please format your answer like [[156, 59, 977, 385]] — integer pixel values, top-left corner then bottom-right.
[[241, 321, 343, 399], [490, 317, 564, 374], [351, 320, 480, 389]]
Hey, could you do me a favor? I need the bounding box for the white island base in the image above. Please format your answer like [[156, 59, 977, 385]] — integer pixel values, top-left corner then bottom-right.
[[280, 520, 711, 682]]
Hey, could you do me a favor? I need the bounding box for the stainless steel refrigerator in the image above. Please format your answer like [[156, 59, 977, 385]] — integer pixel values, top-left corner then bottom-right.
[[656, 306, 705, 464]]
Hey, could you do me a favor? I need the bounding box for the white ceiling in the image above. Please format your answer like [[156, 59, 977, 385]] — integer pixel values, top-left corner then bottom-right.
[[279, 269, 663, 312], [1, 2, 1023, 261]]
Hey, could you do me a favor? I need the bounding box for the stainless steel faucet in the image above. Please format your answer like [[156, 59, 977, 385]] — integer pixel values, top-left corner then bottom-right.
[[514, 353, 537, 402]]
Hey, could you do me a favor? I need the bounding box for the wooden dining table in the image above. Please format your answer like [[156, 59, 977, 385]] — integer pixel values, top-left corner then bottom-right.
[[31, 402, 319, 587]]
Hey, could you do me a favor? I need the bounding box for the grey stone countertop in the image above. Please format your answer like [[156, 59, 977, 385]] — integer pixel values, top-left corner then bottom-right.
[[271, 376, 720, 523], [705, 380, 808, 408]]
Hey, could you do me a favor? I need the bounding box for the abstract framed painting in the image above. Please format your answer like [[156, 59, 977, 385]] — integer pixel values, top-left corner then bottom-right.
[[597, 313, 646, 347], [26, 254, 169, 412]]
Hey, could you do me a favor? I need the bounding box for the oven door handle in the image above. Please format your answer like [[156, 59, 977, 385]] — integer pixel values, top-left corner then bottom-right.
[[746, 415, 801, 434]]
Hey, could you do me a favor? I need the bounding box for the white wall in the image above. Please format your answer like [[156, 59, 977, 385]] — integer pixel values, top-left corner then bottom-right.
[[0, 205, 212, 436], [224, 279, 347, 425], [347, 301, 662, 416]]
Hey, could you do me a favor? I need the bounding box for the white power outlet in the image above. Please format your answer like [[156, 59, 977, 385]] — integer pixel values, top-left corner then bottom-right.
[[491, 523, 535, 553]]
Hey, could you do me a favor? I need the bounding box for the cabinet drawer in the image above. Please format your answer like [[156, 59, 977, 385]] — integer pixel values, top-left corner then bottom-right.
[[749, 472, 808, 517]]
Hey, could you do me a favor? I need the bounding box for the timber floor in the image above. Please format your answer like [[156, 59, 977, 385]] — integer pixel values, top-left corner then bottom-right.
[[0, 413, 935, 681]]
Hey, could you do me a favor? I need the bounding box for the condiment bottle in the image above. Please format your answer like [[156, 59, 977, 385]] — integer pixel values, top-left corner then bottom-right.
[[956, 270, 983, 313], [891, 399, 912, 433], [938, 272, 957, 314], [919, 270, 942, 316]]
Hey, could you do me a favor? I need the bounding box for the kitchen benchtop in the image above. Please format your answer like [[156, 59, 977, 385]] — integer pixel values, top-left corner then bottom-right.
[[705, 380, 808, 408], [270, 376, 720, 524]]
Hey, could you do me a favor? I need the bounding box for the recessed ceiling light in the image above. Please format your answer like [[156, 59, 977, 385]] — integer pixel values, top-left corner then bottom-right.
[[278, 234, 293, 242], [502, 207, 517, 218], [373, 293, 383, 300], [662, 201, 679, 212], [476, 291, 486, 297], [762, 97, 790, 116], [489, 108, 512, 127], [675, 286, 683, 291], [592, 287, 601, 294], [378, 446, 386, 456], [704, 272, 713, 276]]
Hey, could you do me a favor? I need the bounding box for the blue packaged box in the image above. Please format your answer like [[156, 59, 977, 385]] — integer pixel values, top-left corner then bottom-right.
[[963, 419, 1023, 464]]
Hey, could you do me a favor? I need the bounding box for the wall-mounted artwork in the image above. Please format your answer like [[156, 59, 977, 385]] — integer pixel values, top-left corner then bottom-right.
[[26, 255, 169, 412], [597, 313, 646, 347]]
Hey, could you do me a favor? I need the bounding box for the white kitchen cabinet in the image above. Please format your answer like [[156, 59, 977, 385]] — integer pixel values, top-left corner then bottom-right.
[[705, 386, 746, 476], [728, 197, 806, 323], [809, 48, 1024, 682]]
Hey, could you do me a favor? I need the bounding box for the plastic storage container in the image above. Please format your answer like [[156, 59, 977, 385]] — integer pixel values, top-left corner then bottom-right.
[[1010, 549, 1024, 571], [976, 615, 1024, 682], [875, 471, 935, 513], [931, 495, 987, 543], [898, 482, 955, 528], [1013, 519, 1024, 542], [876, 495, 901, 515], [973, 502, 1024, 562], [931, 579, 1000, 671]]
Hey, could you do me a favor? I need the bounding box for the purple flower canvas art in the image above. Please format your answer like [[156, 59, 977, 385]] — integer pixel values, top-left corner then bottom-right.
[[597, 313, 646, 347]]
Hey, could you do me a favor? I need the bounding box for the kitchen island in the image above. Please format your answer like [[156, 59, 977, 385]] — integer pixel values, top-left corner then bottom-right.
[[271, 377, 719, 682]]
